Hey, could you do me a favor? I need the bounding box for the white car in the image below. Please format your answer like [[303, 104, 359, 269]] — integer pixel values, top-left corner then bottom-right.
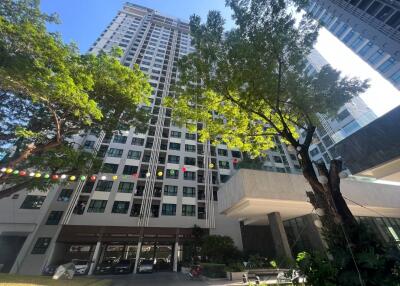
[[72, 259, 89, 275]]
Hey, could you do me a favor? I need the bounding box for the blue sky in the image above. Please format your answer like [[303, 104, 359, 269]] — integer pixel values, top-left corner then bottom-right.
[[40, 0, 234, 53], [40, 0, 399, 116]]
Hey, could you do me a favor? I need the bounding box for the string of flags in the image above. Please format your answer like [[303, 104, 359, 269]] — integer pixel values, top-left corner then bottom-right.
[[0, 158, 240, 182]]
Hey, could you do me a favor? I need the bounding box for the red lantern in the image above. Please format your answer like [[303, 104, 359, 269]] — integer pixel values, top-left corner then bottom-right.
[[132, 173, 139, 178], [90, 175, 97, 182], [19, 170, 27, 176], [51, 174, 59, 180], [182, 167, 187, 172], [233, 158, 239, 164]]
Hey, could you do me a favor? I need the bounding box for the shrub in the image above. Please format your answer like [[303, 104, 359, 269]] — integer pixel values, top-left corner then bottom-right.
[[201, 263, 226, 278]]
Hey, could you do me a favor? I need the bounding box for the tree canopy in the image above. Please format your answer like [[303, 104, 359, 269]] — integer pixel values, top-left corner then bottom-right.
[[0, 0, 151, 197]]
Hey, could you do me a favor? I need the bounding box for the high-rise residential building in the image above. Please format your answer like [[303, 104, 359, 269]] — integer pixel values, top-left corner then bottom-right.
[[0, 3, 242, 275], [306, 0, 400, 90]]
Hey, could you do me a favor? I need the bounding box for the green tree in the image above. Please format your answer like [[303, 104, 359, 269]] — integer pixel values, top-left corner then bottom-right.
[[0, 0, 151, 198], [201, 235, 242, 264], [165, 0, 399, 283]]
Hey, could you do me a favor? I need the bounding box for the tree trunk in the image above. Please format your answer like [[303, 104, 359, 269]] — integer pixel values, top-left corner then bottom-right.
[[0, 179, 34, 199]]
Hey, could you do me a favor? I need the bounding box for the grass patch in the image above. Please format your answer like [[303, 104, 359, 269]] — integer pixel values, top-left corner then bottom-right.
[[0, 274, 111, 286]]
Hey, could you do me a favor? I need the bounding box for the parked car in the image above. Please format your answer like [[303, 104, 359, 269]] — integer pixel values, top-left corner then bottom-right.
[[72, 259, 89, 275], [95, 258, 116, 275], [113, 259, 134, 274], [138, 259, 154, 273], [42, 264, 58, 276]]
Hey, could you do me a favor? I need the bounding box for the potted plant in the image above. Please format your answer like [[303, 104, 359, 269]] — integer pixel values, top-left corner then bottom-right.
[[226, 262, 247, 281]]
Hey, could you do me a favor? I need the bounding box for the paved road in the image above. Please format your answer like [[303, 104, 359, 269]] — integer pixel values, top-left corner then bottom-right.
[[95, 272, 242, 286]]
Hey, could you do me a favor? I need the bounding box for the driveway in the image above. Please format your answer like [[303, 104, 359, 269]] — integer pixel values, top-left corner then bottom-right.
[[95, 272, 242, 286]]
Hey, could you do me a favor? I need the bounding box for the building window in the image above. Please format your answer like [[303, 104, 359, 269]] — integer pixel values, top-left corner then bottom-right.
[[113, 135, 127, 144], [46, 211, 63, 225], [378, 57, 396, 73], [368, 49, 384, 65], [118, 182, 135, 193], [31, 237, 51, 254], [168, 155, 180, 164], [342, 30, 354, 43], [166, 169, 179, 179], [164, 185, 178, 196], [185, 144, 196, 152], [84, 140, 95, 149], [184, 157, 196, 166], [112, 201, 130, 214], [20, 195, 46, 209], [127, 150, 141, 160], [162, 204, 176, 216], [182, 205, 196, 216], [231, 151, 241, 158], [358, 42, 373, 57], [170, 131, 181, 138], [310, 148, 320, 157], [169, 142, 181, 150], [101, 163, 118, 174], [183, 187, 195, 197], [123, 165, 138, 175], [322, 136, 334, 148], [107, 148, 123, 158], [273, 156, 283, 163], [336, 109, 350, 121], [95, 180, 113, 192], [390, 69, 400, 84], [218, 161, 230, 169], [131, 137, 145, 146], [184, 171, 196, 180], [57, 189, 73, 202], [185, 133, 196, 140], [350, 36, 364, 50], [218, 149, 228, 156], [82, 181, 94, 193], [335, 23, 348, 37], [87, 200, 107, 213]]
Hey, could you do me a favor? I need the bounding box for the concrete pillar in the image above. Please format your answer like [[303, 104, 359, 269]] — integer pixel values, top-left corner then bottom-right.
[[88, 241, 101, 275], [268, 212, 293, 263], [173, 240, 179, 272], [133, 240, 142, 274]]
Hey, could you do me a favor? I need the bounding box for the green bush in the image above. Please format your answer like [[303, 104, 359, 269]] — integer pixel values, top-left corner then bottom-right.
[[226, 262, 245, 272], [201, 263, 227, 278]]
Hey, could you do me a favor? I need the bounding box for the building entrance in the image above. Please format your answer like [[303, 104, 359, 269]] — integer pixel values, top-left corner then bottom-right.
[[140, 242, 173, 271]]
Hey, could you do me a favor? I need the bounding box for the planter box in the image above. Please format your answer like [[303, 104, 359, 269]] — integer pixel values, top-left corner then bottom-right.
[[227, 271, 248, 281]]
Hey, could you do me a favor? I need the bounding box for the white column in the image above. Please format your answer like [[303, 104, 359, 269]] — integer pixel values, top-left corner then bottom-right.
[[88, 241, 101, 275], [133, 240, 142, 274], [173, 240, 179, 272]]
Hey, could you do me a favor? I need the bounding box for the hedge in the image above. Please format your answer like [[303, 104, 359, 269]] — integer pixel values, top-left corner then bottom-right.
[[201, 263, 226, 278]]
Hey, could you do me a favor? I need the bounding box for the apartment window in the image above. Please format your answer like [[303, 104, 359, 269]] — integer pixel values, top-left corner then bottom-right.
[[378, 57, 396, 73], [337, 109, 350, 121], [184, 171, 196, 180], [131, 137, 145, 146], [31, 237, 51, 254], [162, 204, 176, 216], [351, 36, 364, 50], [322, 136, 334, 147], [368, 49, 384, 65], [184, 157, 196, 166], [97, 145, 108, 158], [46, 211, 63, 225], [101, 163, 118, 174], [112, 201, 130, 214], [87, 200, 107, 213], [358, 42, 373, 57], [84, 140, 95, 149], [107, 148, 123, 158], [166, 169, 179, 179], [20, 195, 45, 209], [390, 69, 400, 84], [82, 181, 94, 193], [127, 150, 141, 160], [169, 142, 181, 150], [218, 149, 228, 156], [164, 185, 178, 196], [273, 156, 283, 163], [219, 161, 230, 169], [310, 148, 320, 157], [185, 133, 196, 140], [387, 11, 400, 28], [118, 182, 135, 193], [342, 30, 354, 43], [123, 165, 138, 175], [170, 131, 181, 138], [231, 151, 241, 158], [182, 205, 196, 216], [168, 155, 180, 164], [95, 180, 113, 192], [57, 189, 73, 202], [113, 135, 127, 144], [183, 187, 195, 197], [185, 144, 196, 152]]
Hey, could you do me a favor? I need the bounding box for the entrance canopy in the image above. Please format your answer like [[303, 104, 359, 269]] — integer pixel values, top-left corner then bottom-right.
[[218, 169, 400, 225]]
